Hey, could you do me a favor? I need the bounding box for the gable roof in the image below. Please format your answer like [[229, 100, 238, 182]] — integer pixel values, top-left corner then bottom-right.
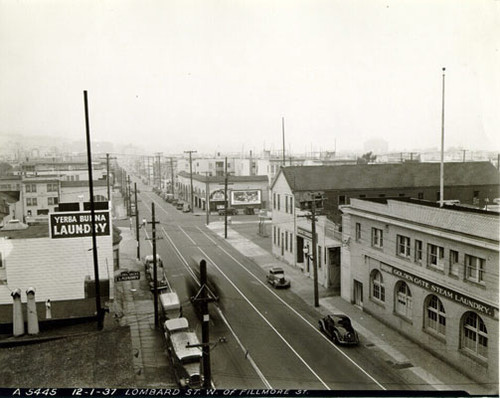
[[274, 162, 499, 192]]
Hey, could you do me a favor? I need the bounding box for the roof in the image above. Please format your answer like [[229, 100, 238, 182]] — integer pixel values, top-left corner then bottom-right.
[[178, 171, 268, 183], [61, 180, 108, 187], [274, 162, 500, 192], [165, 317, 189, 332], [0, 224, 50, 239], [348, 198, 499, 242], [170, 331, 202, 360]]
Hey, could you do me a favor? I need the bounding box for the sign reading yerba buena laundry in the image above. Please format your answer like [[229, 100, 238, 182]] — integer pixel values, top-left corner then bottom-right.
[[49, 211, 111, 239]]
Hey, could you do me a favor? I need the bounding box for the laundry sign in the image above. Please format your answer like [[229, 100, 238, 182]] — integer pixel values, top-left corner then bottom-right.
[[49, 211, 111, 239]]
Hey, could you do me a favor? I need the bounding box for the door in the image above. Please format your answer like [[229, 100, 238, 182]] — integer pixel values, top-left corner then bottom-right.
[[353, 280, 363, 308]]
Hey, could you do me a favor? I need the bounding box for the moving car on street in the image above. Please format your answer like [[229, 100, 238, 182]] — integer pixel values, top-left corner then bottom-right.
[[318, 314, 359, 345], [266, 266, 291, 288]]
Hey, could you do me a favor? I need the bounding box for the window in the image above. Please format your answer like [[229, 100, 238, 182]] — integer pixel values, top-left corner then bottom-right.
[[415, 240, 423, 264], [285, 232, 288, 251], [26, 198, 38, 206], [371, 270, 385, 303], [371, 228, 383, 248], [285, 196, 289, 213], [355, 223, 361, 241], [427, 244, 444, 270], [397, 235, 411, 258], [47, 183, 58, 192], [462, 312, 488, 358], [273, 226, 276, 245], [318, 246, 322, 268], [289, 233, 293, 252], [465, 254, 484, 283], [395, 282, 412, 319], [425, 295, 446, 336], [277, 228, 281, 246], [26, 184, 36, 193], [48, 197, 58, 206], [277, 194, 281, 211], [449, 250, 460, 277], [0, 252, 3, 268], [273, 193, 276, 209]]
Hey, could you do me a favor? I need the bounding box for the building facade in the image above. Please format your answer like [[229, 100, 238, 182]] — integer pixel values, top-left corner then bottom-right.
[[176, 172, 269, 212], [341, 198, 499, 385], [0, 206, 114, 330], [270, 162, 500, 290]]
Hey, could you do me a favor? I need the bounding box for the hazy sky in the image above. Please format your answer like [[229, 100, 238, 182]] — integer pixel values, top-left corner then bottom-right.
[[1, 0, 499, 155]]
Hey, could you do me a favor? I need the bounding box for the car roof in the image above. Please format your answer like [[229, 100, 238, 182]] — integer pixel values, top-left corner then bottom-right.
[[270, 267, 284, 273]]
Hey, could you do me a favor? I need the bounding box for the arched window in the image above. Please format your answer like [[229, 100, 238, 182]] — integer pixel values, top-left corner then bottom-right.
[[462, 312, 488, 358], [371, 270, 385, 303], [425, 295, 446, 336], [94, 195, 107, 202], [395, 282, 412, 319]]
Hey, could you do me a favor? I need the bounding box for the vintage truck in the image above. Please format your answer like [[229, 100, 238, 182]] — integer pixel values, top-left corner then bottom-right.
[[163, 317, 203, 389]]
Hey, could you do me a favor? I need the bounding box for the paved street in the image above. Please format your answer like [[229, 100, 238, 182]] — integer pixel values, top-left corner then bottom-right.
[[113, 184, 495, 395]]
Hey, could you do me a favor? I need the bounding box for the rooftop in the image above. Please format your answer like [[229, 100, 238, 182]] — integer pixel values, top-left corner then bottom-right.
[[277, 161, 500, 191]]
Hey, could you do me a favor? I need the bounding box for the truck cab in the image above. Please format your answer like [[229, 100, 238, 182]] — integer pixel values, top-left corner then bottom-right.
[[159, 290, 182, 320], [163, 318, 203, 388]]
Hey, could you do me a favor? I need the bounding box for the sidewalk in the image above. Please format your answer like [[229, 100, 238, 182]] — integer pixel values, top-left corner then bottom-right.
[[206, 219, 495, 396]]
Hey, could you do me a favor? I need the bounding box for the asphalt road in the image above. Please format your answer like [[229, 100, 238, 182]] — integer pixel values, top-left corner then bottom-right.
[[131, 178, 414, 391]]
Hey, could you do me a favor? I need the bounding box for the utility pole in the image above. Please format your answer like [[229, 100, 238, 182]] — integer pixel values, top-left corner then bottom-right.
[[299, 192, 324, 308], [440, 67, 446, 207], [127, 175, 132, 217], [170, 157, 175, 195], [184, 150, 197, 212], [222, 157, 234, 239], [147, 156, 151, 186], [190, 256, 218, 388], [311, 199, 319, 308], [282, 116, 286, 166], [135, 182, 140, 261], [83, 90, 104, 330], [156, 152, 163, 190], [146, 203, 161, 329], [203, 172, 210, 225]]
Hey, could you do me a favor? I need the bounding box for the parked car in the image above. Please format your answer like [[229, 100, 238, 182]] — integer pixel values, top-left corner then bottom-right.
[[176, 202, 184, 210], [218, 207, 238, 216], [318, 314, 359, 345], [182, 203, 191, 212], [266, 266, 291, 288]]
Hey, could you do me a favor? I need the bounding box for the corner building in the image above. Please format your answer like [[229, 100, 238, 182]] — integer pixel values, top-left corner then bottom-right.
[[341, 198, 498, 386]]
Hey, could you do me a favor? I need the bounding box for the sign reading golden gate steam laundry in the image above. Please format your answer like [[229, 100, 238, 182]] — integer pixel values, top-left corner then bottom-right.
[[49, 211, 111, 239]]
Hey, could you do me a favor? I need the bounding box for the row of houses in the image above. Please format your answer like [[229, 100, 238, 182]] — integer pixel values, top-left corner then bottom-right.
[[269, 161, 499, 385]]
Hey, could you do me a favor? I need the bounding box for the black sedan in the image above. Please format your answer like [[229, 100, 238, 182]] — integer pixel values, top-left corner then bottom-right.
[[318, 314, 359, 345]]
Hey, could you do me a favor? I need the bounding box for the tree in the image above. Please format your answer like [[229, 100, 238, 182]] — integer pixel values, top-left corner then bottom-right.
[[357, 151, 377, 164]]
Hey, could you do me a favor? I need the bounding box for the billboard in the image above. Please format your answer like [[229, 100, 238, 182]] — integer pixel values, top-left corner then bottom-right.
[[49, 211, 111, 239], [231, 190, 261, 205]]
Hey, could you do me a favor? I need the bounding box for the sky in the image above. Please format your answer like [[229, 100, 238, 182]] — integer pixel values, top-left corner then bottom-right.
[[0, 0, 499, 156]]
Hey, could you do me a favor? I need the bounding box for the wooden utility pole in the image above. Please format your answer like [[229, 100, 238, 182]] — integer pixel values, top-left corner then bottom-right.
[[440, 67, 446, 207], [135, 182, 140, 261], [127, 175, 132, 216], [170, 157, 175, 196], [222, 158, 233, 239], [150, 203, 160, 328], [311, 199, 319, 308], [184, 150, 197, 212], [282, 116, 286, 166], [83, 90, 103, 330]]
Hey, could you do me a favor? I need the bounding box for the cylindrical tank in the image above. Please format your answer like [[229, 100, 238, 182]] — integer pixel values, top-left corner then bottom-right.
[[11, 288, 24, 337], [26, 287, 39, 335]]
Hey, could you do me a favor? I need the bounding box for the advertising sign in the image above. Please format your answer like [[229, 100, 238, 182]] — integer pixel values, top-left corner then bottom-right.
[[49, 211, 111, 239], [116, 271, 141, 282], [231, 190, 261, 205], [386, 264, 496, 317]]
